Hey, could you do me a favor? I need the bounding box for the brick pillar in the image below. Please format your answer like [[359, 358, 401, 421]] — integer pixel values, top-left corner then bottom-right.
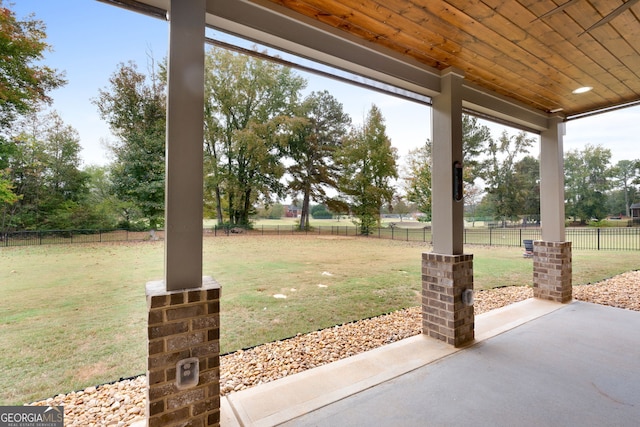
[[422, 253, 474, 347], [533, 241, 572, 303], [146, 278, 221, 427]]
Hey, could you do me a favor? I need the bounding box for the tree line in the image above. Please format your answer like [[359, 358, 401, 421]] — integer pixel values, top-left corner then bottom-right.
[[404, 127, 640, 226], [92, 49, 398, 234], [2, 3, 639, 235]]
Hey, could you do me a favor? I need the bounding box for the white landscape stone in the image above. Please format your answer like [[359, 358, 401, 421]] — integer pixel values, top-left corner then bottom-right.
[[27, 271, 640, 426]]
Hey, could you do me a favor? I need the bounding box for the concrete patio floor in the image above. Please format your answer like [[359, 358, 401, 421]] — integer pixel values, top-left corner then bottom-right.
[[221, 299, 640, 426]]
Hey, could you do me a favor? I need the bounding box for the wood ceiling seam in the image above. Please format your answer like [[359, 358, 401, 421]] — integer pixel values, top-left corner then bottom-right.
[[283, 0, 568, 111], [580, 0, 640, 34], [274, 0, 559, 107], [519, 0, 638, 96], [450, 0, 594, 106], [341, 0, 566, 108], [264, 0, 637, 114], [463, 74, 553, 113], [458, 0, 619, 103], [413, 0, 593, 108], [268, 0, 450, 96], [269, 0, 372, 40], [271, 0, 448, 68], [493, 0, 635, 109], [554, 0, 639, 92], [571, 5, 640, 89], [292, 0, 462, 64]]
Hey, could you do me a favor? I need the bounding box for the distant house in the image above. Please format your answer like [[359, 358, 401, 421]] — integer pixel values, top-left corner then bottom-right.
[[631, 203, 640, 221], [285, 205, 300, 218]]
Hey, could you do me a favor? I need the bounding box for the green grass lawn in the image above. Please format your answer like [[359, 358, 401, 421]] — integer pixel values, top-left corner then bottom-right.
[[1, 236, 638, 404]]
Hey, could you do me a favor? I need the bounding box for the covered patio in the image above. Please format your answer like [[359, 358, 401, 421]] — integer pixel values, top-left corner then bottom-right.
[[221, 299, 640, 426], [99, 0, 639, 426]]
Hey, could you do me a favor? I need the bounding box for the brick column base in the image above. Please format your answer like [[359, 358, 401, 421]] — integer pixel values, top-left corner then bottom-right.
[[422, 253, 474, 347], [533, 241, 572, 303], [146, 277, 221, 427]]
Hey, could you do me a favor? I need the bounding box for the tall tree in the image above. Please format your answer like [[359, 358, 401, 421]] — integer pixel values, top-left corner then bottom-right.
[[203, 47, 306, 226], [37, 112, 88, 229], [337, 105, 398, 234], [94, 61, 166, 230], [611, 159, 639, 217], [403, 114, 492, 221], [1, 116, 46, 229], [390, 194, 413, 221], [481, 130, 535, 225], [0, 171, 16, 204], [564, 144, 613, 223], [0, 2, 64, 129], [0, 164, 18, 233], [461, 114, 492, 182], [514, 155, 540, 224], [404, 142, 432, 219], [0, 2, 65, 208], [606, 189, 637, 218], [41, 113, 86, 201], [288, 90, 351, 230], [464, 182, 484, 226], [2, 111, 89, 230], [83, 165, 123, 229]]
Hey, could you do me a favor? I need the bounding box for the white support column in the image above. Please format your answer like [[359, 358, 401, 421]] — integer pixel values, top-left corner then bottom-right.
[[165, 0, 205, 291], [431, 69, 465, 255], [535, 116, 571, 303], [539, 117, 566, 242], [423, 69, 473, 347]]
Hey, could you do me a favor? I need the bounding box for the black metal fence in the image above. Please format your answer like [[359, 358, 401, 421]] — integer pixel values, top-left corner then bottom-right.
[[0, 229, 164, 247], [2, 226, 640, 251], [210, 224, 640, 251]]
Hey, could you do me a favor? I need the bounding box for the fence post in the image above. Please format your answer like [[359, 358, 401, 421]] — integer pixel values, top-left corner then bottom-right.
[[597, 228, 601, 251], [519, 228, 522, 246], [391, 227, 394, 240], [39, 231, 42, 246], [489, 228, 492, 246], [406, 228, 409, 241]]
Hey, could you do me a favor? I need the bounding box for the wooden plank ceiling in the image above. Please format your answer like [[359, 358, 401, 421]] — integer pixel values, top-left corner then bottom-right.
[[264, 0, 640, 118]]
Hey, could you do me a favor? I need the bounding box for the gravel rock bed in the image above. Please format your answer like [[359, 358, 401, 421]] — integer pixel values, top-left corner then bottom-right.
[[31, 376, 147, 427], [30, 271, 640, 426], [573, 270, 640, 312]]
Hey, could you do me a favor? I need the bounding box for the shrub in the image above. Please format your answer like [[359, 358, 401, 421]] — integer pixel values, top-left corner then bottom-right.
[[311, 208, 333, 219]]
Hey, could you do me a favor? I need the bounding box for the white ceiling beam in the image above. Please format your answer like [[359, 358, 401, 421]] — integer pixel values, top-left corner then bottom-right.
[[462, 82, 552, 133], [206, 0, 442, 99], [102, 0, 556, 131]]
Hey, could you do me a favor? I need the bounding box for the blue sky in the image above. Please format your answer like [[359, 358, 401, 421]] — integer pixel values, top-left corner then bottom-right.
[[13, 0, 640, 168]]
